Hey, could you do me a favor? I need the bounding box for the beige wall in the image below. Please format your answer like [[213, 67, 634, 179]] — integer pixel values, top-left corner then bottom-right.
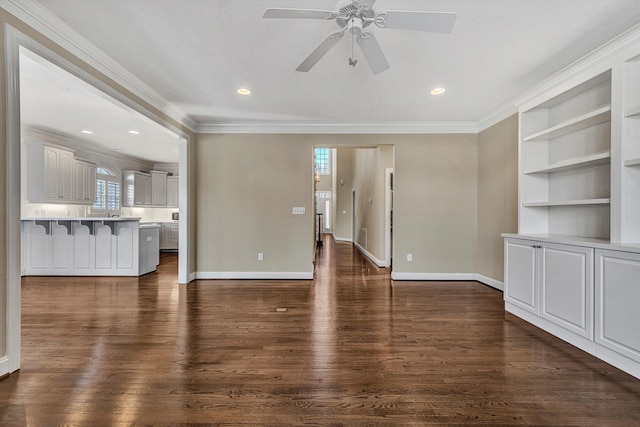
[[196, 134, 315, 273], [195, 133, 482, 276], [393, 134, 479, 274], [334, 147, 354, 241], [476, 114, 519, 281]]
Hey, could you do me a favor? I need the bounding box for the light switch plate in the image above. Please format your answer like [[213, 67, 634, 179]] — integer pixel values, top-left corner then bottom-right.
[[292, 207, 305, 215]]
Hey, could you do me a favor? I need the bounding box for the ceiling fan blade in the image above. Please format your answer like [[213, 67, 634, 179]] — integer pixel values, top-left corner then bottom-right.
[[356, 31, 390, 75], [296, 30, 345, 72], [263, 8, 336, 20], [376, 11, 457, 33]]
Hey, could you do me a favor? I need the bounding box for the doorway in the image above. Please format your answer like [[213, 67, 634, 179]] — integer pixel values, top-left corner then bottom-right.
[[3, 26, 192, 376]]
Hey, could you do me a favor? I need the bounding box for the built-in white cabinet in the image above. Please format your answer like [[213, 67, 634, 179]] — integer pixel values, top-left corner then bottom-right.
[[166, 176, 179, 207], [505, 238, 593, 340], [620, 55, 640, 243], [151, 170, 168, 206], [505, 23, 640, 381], [519, 72, 612, 240], [73, 159, 97, 203], [595, 249, 640, 366], [123, 170, 152, 207], [27, 143, 75, 203], [160, 222, 179, 250]]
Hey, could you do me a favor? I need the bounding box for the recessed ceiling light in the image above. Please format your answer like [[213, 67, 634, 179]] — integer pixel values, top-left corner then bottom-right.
[[81, 130, 93, 134], [129, 130, 140, 135], [430, 87, 446, 95], [237, 88, 252, 96]]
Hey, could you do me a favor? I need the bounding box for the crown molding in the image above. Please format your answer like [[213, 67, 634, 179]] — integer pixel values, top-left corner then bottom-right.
[[195, 121, 480, 135], [476, 103, 518, 133], [514, 22, 640, 109], [1, 0, 196, 131]]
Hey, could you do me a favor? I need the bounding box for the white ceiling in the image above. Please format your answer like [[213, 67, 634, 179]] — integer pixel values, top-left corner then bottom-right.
[[14, 0, 640, 157], [19, 48, 181, 163]]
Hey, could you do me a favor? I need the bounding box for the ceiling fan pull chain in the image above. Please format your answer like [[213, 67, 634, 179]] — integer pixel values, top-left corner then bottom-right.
[[349, 17, 358, 67]]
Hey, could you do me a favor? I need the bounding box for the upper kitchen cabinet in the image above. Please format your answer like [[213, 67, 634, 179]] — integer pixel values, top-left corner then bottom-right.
[[73, 159, 97, 204], [166, 176, 179, 207], [26, 142, 75, 203], [151, 170, 168, 206], [122, 170, 152, 207]]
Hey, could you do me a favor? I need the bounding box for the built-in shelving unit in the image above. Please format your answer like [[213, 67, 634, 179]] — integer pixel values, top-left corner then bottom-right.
[[519, 71, 612, 240], [621, 54, 640, 242], [522, 198, 610, 208], [506, 27, 640, 384], [523, 105, 611, 142], [523, 152, 610, 174]]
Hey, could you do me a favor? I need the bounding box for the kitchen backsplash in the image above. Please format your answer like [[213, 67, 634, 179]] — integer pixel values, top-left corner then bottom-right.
[[22, 203, 178, 221]]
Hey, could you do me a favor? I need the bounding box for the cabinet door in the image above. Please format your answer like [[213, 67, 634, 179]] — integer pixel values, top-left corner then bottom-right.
[[142, 174, 152, 205], [151, 171, 167, 206], [169, 222, 179, 249], [44, 146, 60, 200], [166, 177, 179, 207], [540, 243, 593, 339], [595, 250, 640, 363], [73, 160, 86, 202], [86, 162, 96, 203], [59, 149, 74, 201], [505, 239, 538, 314]]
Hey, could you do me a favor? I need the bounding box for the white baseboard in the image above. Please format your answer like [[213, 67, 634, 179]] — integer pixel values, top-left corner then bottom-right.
[[188, 272, 197, 283], [390, 272, 504, 291], [0, 355, 10, 377], [195, 271, 314, 280], [332, 234, 352, 242], [391, 272, 476, 281], [474, 274, 504, 291], [354, 242, 389, 267]]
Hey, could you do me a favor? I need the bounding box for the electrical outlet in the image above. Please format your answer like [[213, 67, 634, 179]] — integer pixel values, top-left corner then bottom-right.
[[407, 253, 413, 262], [258, 252, 264, 261]]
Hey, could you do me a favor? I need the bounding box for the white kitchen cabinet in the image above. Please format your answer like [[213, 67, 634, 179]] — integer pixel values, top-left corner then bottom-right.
[[505, 237, 593, 340], [139, 224, 160, 275], [151, 171, 168, 206], [122, 170, 152, 207], [166, 176, 179, 207], [595, 249, 640, 364], [160, 222, 179, 251], [27, 143, 74, 203], [73, 159, 97, 203]]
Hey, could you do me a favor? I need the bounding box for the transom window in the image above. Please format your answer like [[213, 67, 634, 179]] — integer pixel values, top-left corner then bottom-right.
[[315, 148, 330, 175], [92, 167, 120, 215]]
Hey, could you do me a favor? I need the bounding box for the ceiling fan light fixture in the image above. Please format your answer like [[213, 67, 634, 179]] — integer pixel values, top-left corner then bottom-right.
[[237, 88, 252, 96], [430, 87, 446, 95]]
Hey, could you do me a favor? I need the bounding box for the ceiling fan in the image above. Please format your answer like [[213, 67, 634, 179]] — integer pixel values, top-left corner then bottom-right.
[[263, 0, 456, 75]]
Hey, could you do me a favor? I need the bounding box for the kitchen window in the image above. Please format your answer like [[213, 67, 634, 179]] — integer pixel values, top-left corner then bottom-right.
[[92, 167, 120, 215]]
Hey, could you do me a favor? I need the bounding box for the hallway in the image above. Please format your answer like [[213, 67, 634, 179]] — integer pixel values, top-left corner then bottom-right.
[[1, 237, 639, 425]]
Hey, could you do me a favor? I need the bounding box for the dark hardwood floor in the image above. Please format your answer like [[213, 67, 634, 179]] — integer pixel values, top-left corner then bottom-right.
[[1, 236, 639, 425]]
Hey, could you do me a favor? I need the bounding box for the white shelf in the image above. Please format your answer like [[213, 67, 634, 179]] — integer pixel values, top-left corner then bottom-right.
[[523, 152, 610, 174], [624, 157, 640, 166], [625, 105, 640, 118], [523, 106, 611, 142], [522, 198, 610, 207]]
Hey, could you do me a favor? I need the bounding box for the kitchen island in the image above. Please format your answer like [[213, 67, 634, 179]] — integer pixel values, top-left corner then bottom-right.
[[21, 217, 160, 276]]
